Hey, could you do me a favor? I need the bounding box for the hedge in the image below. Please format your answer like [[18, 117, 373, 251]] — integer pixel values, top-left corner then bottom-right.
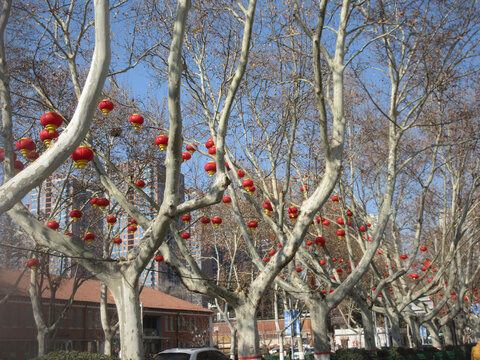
[[32, 350, 118, 360]]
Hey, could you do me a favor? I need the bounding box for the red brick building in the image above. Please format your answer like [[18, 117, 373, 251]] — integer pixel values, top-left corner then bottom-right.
[[0, 268, 212, 359]]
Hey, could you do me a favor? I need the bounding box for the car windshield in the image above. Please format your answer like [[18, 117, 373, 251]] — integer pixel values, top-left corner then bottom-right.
[[155, 354, 190, 360]]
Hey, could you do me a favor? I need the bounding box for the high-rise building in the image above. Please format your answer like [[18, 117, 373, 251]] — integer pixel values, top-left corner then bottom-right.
[[109, 160, 185, 291], [26, 173, 99, 274], [25, 161, 186, 295]]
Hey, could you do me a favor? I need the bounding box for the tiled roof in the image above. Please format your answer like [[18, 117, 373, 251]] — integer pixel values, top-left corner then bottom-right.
[[0, 268, 211, 314]]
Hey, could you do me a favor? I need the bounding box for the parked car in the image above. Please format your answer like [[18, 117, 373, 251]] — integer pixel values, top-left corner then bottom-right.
[[154, 348, 229, 360], [268, 347, 280, 355]]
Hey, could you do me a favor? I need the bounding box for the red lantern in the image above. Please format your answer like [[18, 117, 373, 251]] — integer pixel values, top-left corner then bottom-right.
[[27, 151, 39, 162], [71, 146, 94, 169], [27, 258, 40, 271], [420, 246, 427, 252], [222, 196, 232, 204], [296, 267, 302, 273], [135, 180, 146, 188], [14, 160, 24, 173], [128, 224, 137, 233], [40, 112, 63, 134], [263, 200, 273, 214], [205, 138, 214, 149], [181, 232, 191, 240], [204, 161, 216, 177], [84, 232, 95, 243], [378, 250, 383, 255], [287, 206, 297, 214], [336, 268, 343, 274], [186, 144, 197, 155], [47, 221, 59, 230], [320, 260, 326, 266], [268, 250, 276, 256], [242, 178, 254, 193], [212, 216, 222, 228], [90, 197, 98, 208], [410, 273, 419, 280], [200, 217, 210, 225], [155, 135, 169, 151], [336, 217, 344, 225], [15, 138, 36, 157], [401, 254, 408, 260], [277, 243, 282, 248], [208, 146, 216, 156], [129, 113, 144, 130], [289, 212, 298, 222], [248, 221, 258, 231], [237, 169, 245, 178], [306, 240, 313, 246], [331, 194, 340, 204], [315, 236, 326, 247], [182, 214, 191, 224], [154, 254, 164, 263], [64, 231, 73, 236], [113, 237, 122, 246], [96, 198, 110, 211], [106, 215, 117, 226], [300, 185, 308, 192], [39, 129, 59, 147], [346, 210, 353, 219], [336, 229, 345, 240], [360, 225, 366, 232], [69, 209, 83, 222], [263, 257, 270, 263], [98, 99, 114, 116], [182, 152, 191, 162]]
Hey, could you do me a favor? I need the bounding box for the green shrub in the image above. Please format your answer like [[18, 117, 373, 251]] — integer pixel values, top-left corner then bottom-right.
[[32, 350, 118, 360], [331, 348, 374, 360]]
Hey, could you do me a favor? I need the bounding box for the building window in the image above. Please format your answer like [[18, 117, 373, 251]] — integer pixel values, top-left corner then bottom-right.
[[87, 310, 94, 329], [76, 308, 84, 329], [11, 305, 19, 328], [69, 309, 75, 329]]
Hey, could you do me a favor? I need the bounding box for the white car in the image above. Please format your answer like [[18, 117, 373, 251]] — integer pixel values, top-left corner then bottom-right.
[[154, 348, 229, 360]]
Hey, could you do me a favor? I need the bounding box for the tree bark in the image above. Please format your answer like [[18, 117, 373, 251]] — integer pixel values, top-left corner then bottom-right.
[[229, 327, 237, 360], [425, 322, 442, 349], [100, 282, 116, 356], [406, 316, 421, 348], [109, 277, 143, 360], [360, 307, 376, 351], [235, 304, 261, 359], [387, 311, 403, 347], [442, 323, 454, 346], [310, 304, 331, 360]]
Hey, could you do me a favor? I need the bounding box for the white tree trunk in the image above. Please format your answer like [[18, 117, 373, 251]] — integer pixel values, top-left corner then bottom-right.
[[406, 317, 421, 348], [388, 312, 402, 347], [229, 327, 237, 360], [100, 283, 115, 356], [425, 322, 442, 349], [442, 323, 454, 346], [29, 270, 53, 356], [360, 307, 376, 351], [235, 304, 261, 359], [310, 304, 331, 360], [278, 334, 285, 360], [109, 278, 143, 360]]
